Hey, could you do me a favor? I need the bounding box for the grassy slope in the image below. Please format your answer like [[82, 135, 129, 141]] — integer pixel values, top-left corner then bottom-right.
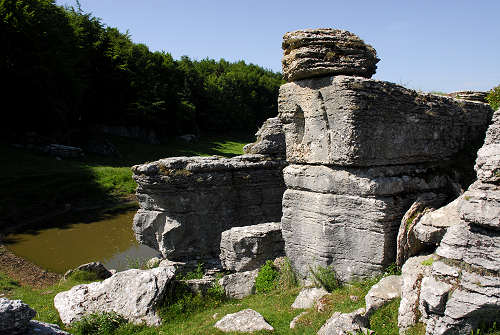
[[0, 133, 250, 232]]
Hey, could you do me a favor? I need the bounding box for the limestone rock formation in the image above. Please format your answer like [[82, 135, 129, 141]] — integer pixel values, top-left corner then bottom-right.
[[282, 28, 379, 82], [219, 222, 284, 272], [448, 90, 488, 103], [279, 76, 492, 166], [28, 320, 71, 335], [364, 275, 402, 317], [132, 154, 286, 260], [214, 309, 274, 332], [291, 287, 329, 309], [317, 308, 372, 335], [243, 117, 285, 157], [54, 266, 176, 326], [218, 270, 258, 299], [0, 298, 36, 334]]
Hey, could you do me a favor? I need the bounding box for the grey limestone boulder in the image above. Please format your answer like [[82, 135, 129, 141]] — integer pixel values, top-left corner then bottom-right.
[[243, 117, 285, 157], [317, 308, 372, 335], [214, 309, 273, 332], [132, 154, 286, 261], [218, 270, 258, 299], [63, 261, 112, 280], [291, 287, 329, 309], [282, 28, 379, 82], [27, 320, 71, 334], [278, 75, 492, 166], [219, 222, 284, 272], [364, 275, 402, 317], [0, 298, 36, 334], [54, 266, 176, 326]]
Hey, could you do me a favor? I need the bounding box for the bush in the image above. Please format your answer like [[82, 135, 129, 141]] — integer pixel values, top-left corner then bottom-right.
[[278, 258, 298, 289], [487, 85, 500, 111], [255, 260, 279, 293], [72, 312, 127, 335], [309, 265, 340, 292]]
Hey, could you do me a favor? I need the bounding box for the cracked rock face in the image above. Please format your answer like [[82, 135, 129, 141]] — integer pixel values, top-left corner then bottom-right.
[[132, 154, 286, 260], [282, 28, 379, 82], [54, 266, 176, 326]]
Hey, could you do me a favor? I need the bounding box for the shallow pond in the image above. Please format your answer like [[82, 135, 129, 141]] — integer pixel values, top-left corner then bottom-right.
[[5, 210, 159, 274]]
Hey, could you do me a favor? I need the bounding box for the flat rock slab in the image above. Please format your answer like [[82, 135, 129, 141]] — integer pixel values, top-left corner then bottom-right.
[[282, 28, 379, 82], [54, 266, 176, 326], [214, 309, 273, 332], [291, 287, 329, 309], [220, 222, 284, 272], [365, 275, 402, 317]]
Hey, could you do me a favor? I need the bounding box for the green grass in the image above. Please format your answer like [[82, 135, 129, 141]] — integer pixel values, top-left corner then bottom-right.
[[0, 133, 250, 232]]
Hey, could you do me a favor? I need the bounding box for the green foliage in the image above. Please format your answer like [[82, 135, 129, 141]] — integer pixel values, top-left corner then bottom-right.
[[178, 262, 204, 280], [255, 260, 280, 293], [487, 84, 500, 110], [368, 298, 401, 335], [421, 257, 435, 266], [309, 264, 340, 292], [71, 312, 127, 335], [384, 263, 402, 276], [66, 270, 100, 282]]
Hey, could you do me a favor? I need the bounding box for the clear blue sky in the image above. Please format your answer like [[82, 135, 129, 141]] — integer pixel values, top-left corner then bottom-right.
[[56, 0, 499, 93]]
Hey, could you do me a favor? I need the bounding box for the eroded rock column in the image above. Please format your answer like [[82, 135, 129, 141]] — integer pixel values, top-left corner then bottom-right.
[[278, 28, 493, 281]]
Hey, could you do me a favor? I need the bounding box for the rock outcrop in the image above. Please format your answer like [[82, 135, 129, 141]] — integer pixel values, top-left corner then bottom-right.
[[54, 266, 176, 326], [0, 298, 36, 334], [448, 90, 488, 103], [243, 117, 285, 157], [133, 154, 286, 261], [214, 309, 274, 332], [278, 33, 492, 281], [219, 222, 284, 272], [282, 28, 379, 82]]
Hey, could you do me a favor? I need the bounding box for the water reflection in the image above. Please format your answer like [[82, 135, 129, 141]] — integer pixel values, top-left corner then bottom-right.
[[6, 211, 159, 273]]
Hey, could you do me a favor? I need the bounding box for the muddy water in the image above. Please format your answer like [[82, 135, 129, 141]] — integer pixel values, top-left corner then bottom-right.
[[5, 211, 159, 274]]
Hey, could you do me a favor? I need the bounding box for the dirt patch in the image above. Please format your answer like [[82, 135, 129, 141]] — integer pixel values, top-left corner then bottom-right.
[[0, 245, 61, 289]]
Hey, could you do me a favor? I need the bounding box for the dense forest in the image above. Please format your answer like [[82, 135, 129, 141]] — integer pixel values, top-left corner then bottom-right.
[[0, 0, 284, 146]]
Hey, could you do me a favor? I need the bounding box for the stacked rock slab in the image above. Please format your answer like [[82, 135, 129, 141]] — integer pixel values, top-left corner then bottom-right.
[[278, 28, 493, 281], [414, 109, 500, 335], [133, 153, 286, 261]]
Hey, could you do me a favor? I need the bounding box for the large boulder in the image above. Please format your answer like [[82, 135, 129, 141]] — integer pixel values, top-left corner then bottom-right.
[[291, 287, 329, 309], [219, 222, 284, 272], [0, 298, 36, 335], [279, 75, 492, 166], [132, 154, 286, 261], [54, 266, 176, 326], [282, 28, 379, 82], [214, 309, 273, 332]]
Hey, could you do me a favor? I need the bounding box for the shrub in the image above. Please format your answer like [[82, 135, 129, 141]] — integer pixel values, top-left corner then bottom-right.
[[178, 262, 204, 280], [309, 265, 340, 292], [72, 312, 127, 335], [255, 260, 280, 293], [384, 263, 402, 276], [278, 258, 298, 289], [487, 85, 500, 111]]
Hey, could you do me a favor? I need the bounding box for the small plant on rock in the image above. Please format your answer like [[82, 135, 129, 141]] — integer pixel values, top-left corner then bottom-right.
[[72, 312, 127, 335], [278, 257, 298, 289], [486, 84, 500, 110], [309, 264, 340, 292], [255, 260, 280, 293]]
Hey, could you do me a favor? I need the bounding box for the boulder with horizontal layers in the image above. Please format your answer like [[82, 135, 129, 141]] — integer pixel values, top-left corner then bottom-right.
[[219, 222, 284, 272], [54, 266, 176, 326], [282, 28, 379, 82], [132, 154, 286, 261]]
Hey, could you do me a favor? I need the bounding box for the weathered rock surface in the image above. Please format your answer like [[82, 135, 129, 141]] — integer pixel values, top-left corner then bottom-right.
[[398, 255, 433, 332], [133, 154, 286, 260], [282, 28, 379, 82], [63, 261, 112, 280], [364, 275, 402, 317], [291, 287, 329, 309], [282, 164, 452, 280], [219, 222, 284, 272], [279, 76, 492, 166], [214, 309, 273, 332], [396, 193, 450, 266], [0, 298, 36, 334], [54, 266, 176, 326], [218, 270, 258, 299], [448, 90, 488, 103], [317, 308, 372, 335], [243, 117, 285, 157], [27, 320, 71, 335]]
